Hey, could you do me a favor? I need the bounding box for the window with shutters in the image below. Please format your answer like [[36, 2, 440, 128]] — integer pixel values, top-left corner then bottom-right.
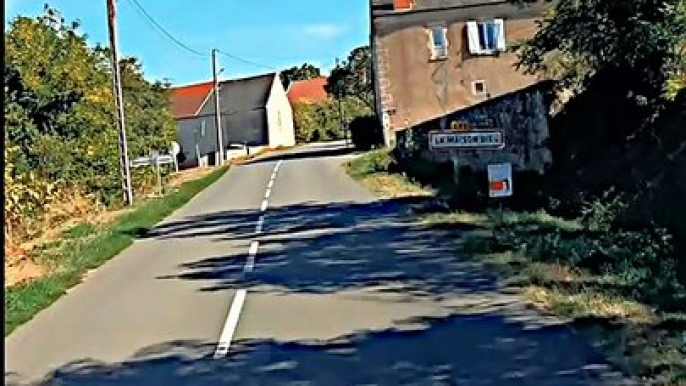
[[466, 19, 506, 55], [428, 25, 449, 60]]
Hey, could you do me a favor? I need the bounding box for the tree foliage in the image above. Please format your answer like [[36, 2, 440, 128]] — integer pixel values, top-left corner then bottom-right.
[[326, 46, 374, 109], [292, 98, 372, 143], [516, 0, 686, 107], [4, 8, 176, 239], [279, 63, 322, 89]]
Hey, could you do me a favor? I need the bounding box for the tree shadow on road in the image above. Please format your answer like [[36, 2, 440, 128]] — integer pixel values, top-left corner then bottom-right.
[[17, 197, 628, 385], [14, 311, 618, 386], [148, 198, 502, 298], [244, 143, 356, 166]]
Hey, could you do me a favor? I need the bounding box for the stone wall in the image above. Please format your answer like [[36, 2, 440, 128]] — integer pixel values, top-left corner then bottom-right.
[[395, 82, 554, 175]]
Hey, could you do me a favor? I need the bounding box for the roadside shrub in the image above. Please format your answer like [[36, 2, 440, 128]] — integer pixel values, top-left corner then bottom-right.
[[4, 9, 176, 243], [349, 115, 384, 150], [491, 194, 685, 310], [292, 97, 373, 144], [347, 148, 396, 178]]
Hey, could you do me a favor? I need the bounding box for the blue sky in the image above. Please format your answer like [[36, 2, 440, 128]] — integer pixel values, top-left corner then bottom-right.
[[5, 0, 370, 86]]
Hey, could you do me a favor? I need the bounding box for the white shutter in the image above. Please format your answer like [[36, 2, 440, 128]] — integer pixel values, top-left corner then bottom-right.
[[466, 21, 481, 54], [494, 19, 506, 51]]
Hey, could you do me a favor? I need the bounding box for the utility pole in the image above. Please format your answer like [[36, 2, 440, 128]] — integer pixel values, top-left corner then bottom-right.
[[335, 58, 348, 147], [106, 0, 133, 206], [212, 49, 224, 165]]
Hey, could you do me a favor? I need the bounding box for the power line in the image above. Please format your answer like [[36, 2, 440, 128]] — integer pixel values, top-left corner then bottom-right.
[[126, 0, 280, 72], [126, 0, 207, 57], [216, 49, 277, 71]]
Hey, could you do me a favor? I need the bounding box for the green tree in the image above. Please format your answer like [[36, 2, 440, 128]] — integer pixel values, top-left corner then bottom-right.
[[326, 46, 374, 110], [280, 63, 322, 89], [4, 6, 178, 220], [515, 0, 686, 110]]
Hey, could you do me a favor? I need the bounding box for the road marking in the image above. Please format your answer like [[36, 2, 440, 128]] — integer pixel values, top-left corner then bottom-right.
[[245, 241, 259, 272], [255, 215, 264, 233], [213, 289, 247, 358], [214, 159, 283, 358]]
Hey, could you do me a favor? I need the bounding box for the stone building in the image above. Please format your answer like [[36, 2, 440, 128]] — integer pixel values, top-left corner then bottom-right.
[[370, 0, 550, 148]]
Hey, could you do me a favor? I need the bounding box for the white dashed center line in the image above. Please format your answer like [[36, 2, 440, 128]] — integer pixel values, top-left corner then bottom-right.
[[244, 241, 259, 272], [213, 288, 246, 358], [213, 159, 283, 359], [255, 215, 265, 234]]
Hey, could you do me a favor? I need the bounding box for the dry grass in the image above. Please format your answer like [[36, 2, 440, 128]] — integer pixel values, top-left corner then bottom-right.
[[357, 172, 433, 198], [168, 167, 217, 188], [345, 149, 685, 385], [4, 166, 223, 289], [414, 207, 685, 385], [470, 239, 686, 384], [6, 166, 229, 335], [345, 149, 433, 198]]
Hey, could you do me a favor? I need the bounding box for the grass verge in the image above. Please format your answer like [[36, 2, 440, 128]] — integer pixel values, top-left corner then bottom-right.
[[5, 166, 228, 336], [345, 148, 433, 198], [345, 150, 686, 386]]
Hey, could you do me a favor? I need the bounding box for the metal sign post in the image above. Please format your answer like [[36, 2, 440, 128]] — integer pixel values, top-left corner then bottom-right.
[[151, 151, 162, 195], [130, 153, 176, 197], [170, 142, 180, 172]]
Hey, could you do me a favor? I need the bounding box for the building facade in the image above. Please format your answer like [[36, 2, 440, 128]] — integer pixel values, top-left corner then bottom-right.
[[169, 73, 296, 167], [370, 0, 550, 146]]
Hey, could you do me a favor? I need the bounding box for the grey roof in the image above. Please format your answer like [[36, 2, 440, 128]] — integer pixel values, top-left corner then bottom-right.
[[200, 72, 276, 116]]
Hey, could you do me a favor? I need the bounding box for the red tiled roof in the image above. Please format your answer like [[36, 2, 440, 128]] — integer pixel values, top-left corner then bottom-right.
[[169, 81, 214, 118], [287, 77, 330, 105]]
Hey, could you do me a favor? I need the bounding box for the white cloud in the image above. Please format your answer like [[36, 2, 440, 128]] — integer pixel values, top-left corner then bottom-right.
[[303, 23, 346, 39]]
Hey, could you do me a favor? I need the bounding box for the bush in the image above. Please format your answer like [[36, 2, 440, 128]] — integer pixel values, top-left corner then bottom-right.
[[4, 9, 176, 242], [292, 97, 373, 144], [349, 115, 384, 150], [346, 148, 396, 178], [292, 101, 343, 143], [492, 194, 686, 311]]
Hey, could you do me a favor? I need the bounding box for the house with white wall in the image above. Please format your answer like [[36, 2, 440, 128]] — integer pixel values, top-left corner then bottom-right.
[[170, 72, 296, 167]]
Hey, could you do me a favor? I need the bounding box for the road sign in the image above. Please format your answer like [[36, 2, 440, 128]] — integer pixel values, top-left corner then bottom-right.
[[130, 156, 152, 168], [130, 154, 174, 168], [429, 130, 504, 150], [488, 163, 513, 198], [154, 154, 174, 165]]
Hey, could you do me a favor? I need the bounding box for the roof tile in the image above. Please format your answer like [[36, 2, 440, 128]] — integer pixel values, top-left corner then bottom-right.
[[169, 81, 214, 118], [287, 77, 330, 105]]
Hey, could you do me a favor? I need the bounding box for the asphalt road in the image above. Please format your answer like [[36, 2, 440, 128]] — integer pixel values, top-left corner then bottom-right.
[[5, 141, 631, 386]]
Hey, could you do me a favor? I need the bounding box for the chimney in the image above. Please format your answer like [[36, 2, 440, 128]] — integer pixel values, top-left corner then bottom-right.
[[393, 0, 414, 11]]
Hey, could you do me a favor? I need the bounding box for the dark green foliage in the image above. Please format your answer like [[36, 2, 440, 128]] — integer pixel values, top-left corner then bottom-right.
[[492, 195, 685, 311], [346, 148, 396, 178], [292, 97, 372, 144], [279, 63, 321, 89], [349, 115, 384, 150], [326, 46, 374, 110], [4, 7, 177, 214]]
